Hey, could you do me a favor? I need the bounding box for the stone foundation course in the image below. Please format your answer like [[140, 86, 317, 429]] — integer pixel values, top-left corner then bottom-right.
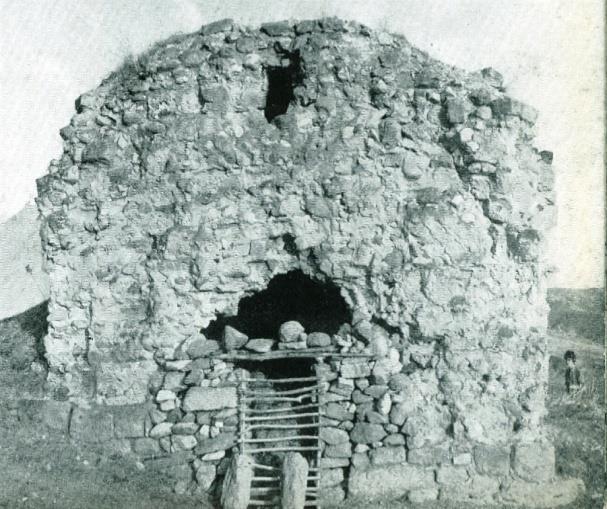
[[35, 16, 580, 508]]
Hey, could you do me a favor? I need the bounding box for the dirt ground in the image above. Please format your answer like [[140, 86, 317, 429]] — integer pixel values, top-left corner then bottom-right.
[[0, 300, 603, 508]]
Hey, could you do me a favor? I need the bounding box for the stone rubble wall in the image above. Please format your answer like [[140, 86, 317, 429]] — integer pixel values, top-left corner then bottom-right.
[[35, 18, 562, 506], [10, 372, 582, 508], [53, 317, 575, 506]]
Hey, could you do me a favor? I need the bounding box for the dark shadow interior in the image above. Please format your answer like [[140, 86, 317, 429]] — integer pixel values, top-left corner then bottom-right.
[[264, 65, 295, 121], [263, 51, 302, 122], [202, 270, 351, 341], [236, 357, 315, 380]]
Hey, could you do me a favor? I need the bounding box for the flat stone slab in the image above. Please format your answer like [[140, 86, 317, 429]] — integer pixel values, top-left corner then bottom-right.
[[350, 423, 387, 444], [348, 464, 435, 500], [281, 452, 309, 509], [149, 422, 173, 438], [369, 446, 407, 466], [245, 338, 275, 352], [512, 441, 555, 482], [182, 386, 237, 412], [320, 427, 349, 445], [70, 407, 113, 443], [221, 454, 253, 509], [502, 478, 585, 508]]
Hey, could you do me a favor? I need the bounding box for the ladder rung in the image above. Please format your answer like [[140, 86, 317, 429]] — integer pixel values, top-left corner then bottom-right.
[[247, 403, 320, 414], [250, 487, 280, 494], [241, 435, 317, 444], [250, 476, 320, 482], [244, 385, 322, 396], [243, 376, 319, 383], [252, 463, 280, 471], [245, 412, 320, 422], [248, 423, 320, 430], [246, 446, 321, 453], [244, 394, 315, 403], [248, 499, 278, 506]]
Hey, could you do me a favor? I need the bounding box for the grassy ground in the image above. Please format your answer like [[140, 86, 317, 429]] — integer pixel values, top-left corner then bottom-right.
[[545, 288, 605, 508], [0, 426, 206, 509], [547, 288, 604, 341], [0, 294, 604, 508], [544, 330, 605, 509]]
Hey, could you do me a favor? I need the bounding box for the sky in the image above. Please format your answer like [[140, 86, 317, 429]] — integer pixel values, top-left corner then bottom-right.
[[0, 0, 604, 288]]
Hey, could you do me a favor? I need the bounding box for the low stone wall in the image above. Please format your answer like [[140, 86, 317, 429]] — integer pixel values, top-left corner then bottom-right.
[[59, 318, 575, 506], [5, 395, 582, 506]]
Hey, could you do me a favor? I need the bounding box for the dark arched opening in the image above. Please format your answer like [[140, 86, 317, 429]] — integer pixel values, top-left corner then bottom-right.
[[263, 51, 302, 122], [202, 270, 351, 341]]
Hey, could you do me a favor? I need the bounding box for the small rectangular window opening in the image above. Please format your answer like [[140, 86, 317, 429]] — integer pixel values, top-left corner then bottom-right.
[[264, 52, 302, 122]]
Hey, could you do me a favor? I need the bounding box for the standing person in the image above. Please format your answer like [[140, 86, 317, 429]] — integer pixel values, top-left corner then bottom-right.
[[564, 350, 582, 394]]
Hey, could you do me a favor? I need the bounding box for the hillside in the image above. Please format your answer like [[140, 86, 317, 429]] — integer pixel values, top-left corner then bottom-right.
[[0, 202, 49, 320], [548, 288, 605, 340]]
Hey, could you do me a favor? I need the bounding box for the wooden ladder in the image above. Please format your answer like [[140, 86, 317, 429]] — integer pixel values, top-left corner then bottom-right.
[[238, 375, 324, 508]]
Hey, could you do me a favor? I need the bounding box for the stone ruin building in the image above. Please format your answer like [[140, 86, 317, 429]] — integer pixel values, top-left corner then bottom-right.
[[36, 17, 582, 508]]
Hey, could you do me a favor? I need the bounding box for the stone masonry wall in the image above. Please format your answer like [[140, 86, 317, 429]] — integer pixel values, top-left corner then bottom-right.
[[36, 18, 568, 506]]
